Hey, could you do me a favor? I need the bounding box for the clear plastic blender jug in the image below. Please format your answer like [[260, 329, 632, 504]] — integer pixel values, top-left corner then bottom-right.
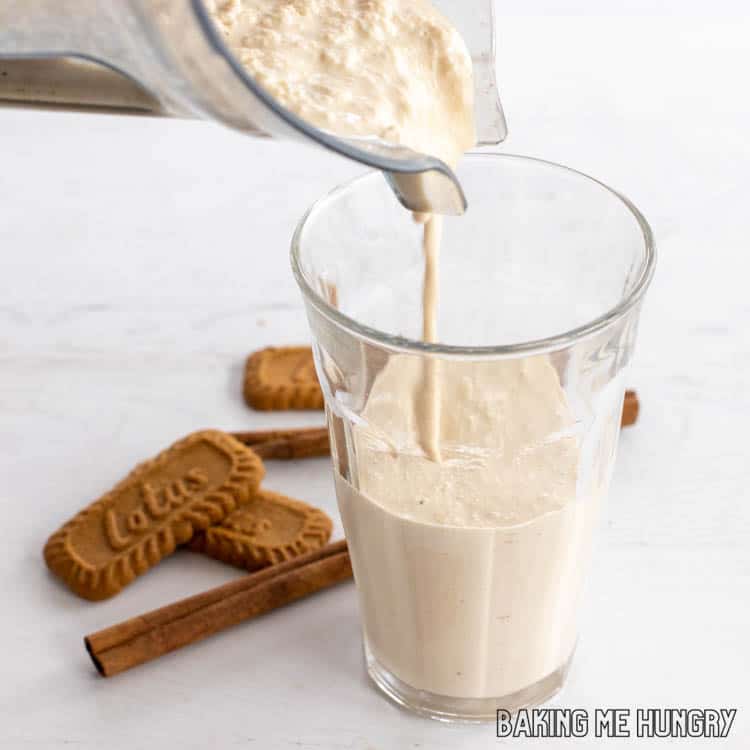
[[0, 0, 507, 214]]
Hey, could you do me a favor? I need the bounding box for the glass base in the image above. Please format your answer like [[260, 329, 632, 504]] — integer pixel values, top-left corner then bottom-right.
[[364, 638, 574, 723]]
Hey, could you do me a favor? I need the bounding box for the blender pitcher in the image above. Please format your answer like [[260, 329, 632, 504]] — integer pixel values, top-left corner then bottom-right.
[[0, 0, 508, 215]]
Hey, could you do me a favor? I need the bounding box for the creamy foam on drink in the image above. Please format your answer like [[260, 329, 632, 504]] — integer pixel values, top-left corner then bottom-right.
[[210, 0, 586, 701]]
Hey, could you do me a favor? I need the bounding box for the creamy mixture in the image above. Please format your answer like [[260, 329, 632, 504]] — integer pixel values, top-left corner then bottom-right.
[[210, 0, 588, 701], [354, 356, 579, 528]]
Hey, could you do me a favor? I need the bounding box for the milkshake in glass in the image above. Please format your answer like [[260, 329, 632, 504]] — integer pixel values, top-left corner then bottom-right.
[[292, 154, 655, 721]]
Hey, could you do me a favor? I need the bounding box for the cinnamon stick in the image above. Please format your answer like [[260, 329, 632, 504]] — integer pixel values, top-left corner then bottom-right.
[[85, 540, 351, 677], [231, 426, 327, 445], [231, 426, 329, 459], [251, 431, 329, 460], [622, 389, 639, 427]]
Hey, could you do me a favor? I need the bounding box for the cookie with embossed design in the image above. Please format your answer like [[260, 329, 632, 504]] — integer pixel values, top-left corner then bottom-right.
[[243, 346, 324, 411], [189, 488, 333, 572], [43, 431, 265, 601]]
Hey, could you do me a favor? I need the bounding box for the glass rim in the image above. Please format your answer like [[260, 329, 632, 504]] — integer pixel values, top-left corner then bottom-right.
[[290, 153, 656, 358]]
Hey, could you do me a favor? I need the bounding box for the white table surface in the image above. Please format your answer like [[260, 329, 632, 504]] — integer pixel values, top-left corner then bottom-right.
[[2, 10, 749, 749]]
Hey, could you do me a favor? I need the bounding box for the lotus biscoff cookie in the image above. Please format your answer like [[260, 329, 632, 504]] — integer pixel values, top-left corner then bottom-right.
[[43, 431, 265, 601], [189, 488, 333, 571], [243, 346, 324, 411]]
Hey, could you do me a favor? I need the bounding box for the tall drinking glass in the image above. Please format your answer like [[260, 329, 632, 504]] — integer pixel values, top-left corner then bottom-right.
[[291, 154, 655, 722]]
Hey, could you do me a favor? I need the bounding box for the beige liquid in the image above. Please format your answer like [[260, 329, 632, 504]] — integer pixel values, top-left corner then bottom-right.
[[336, 476, 596, 697], [415, 212, 443, 460]]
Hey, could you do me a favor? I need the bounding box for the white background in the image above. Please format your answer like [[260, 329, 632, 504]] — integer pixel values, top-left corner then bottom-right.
[[1, 6, 749, 749]]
